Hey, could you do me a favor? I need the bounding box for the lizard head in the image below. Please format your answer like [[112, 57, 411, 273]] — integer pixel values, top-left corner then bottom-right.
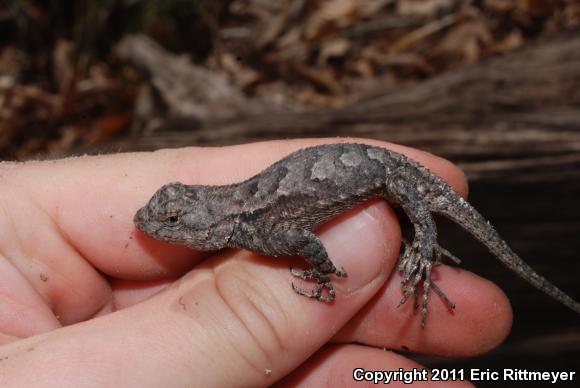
[[134, 182, 234, 250]]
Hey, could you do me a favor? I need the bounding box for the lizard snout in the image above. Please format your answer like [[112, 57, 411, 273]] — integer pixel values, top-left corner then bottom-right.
[[133, 206, 149, 231]]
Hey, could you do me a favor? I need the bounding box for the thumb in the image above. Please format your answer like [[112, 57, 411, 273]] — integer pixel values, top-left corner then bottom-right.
[[0, 202, 398, 387]]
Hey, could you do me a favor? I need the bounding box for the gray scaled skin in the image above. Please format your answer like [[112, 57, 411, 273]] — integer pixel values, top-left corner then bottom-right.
[[134, 143, 580, 326]]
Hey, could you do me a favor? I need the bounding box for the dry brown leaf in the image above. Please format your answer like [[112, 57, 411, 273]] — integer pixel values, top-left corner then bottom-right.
[[359, 0, 396, 17], [48, 126, 80, 152], [304, 0, 361, 40], [431, 20, 492, 63], [484, 0, 514, 13], [85, 112, 132, 144], [351, 58, 375, 78], [221, 52, 260, 89], [363, 46, 434, 75], [317, 38, 351, 65], [277, 25, 303, 48], [274, 27, 309, 63], [53, 39, 75, 93], [256, 11, 289, 48], [293, 62, 344, 94], [397, 0, 456, 18], [489, 29, 524, 54], [390, 13, 458, 52], [296, 85, 344, 106], [253, 81, 303, 108]]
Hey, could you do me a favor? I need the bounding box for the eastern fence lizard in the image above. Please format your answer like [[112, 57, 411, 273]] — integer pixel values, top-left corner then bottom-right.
[[134, 143, 580, 326]]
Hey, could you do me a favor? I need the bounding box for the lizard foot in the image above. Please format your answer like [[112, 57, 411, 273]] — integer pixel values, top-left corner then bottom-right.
[[290, 267, 317, 280], [398, 241, 456, 326], [290, 270, 337, 302]]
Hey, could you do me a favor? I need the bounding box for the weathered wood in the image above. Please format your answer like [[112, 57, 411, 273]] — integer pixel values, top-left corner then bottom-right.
[[104, 34, 580, 188], [114, 34, 580, 164], [115, 35, 264, 122]]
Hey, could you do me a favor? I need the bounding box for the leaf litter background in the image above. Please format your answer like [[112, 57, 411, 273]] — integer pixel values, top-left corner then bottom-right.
[[1, 0, 579, 160]]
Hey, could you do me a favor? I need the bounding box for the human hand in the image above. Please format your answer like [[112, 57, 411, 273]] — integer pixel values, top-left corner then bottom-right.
[[0, 139, 512, 386]]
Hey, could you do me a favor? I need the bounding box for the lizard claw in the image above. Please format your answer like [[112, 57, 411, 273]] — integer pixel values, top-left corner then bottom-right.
[[290, 267, 337, 302], [290, 267, 321, 280], [334, 266, 348, 277], [434, 244, 461, 265]]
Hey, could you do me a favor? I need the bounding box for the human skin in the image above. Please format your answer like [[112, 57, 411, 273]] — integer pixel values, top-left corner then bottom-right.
[[0, 138, 512, 387]]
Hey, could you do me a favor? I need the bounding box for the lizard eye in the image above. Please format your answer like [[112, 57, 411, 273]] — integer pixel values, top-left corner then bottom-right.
[[167, 215, 179, 224]]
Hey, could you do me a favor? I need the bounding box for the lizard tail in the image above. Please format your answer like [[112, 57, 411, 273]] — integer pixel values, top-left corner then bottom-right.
[[431, 190, 580, 315]]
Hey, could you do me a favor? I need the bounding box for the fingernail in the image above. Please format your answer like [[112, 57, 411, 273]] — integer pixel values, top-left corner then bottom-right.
[[319, 202, 398, 295]]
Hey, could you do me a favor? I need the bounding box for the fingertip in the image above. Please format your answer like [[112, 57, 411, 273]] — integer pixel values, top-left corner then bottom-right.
[[409, 267, 513, 356], [442, 270, 513, 355], [338, 266, 513, 357], [317, 200, 401, 299]]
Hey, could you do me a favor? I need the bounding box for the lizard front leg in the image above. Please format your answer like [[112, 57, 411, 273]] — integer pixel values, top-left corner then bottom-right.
[[235, 222, 347, 301], [387, 172, 455, 326], [288, 229, 347, 302]]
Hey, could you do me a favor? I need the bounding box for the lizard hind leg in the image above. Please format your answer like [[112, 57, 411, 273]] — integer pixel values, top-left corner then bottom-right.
[[388, 176, 456, 326]]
